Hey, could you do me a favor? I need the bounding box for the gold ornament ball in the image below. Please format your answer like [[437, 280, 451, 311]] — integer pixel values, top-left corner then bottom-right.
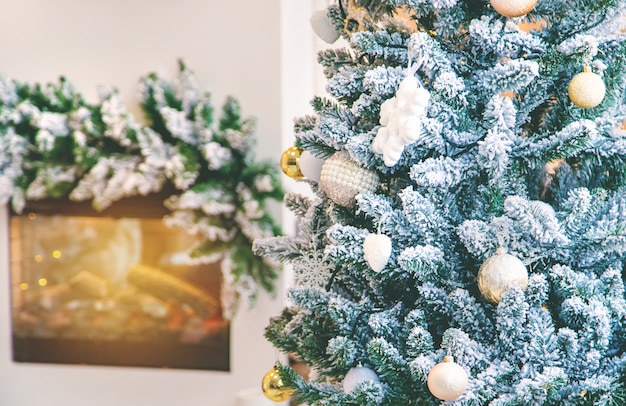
[[280, 146, 304, 179], [490, 0, 537, 18], [261, 367, 294, 402], [427, 356, 468, 401], [477, 247, 528, 303], [568, 67, 606, 108]]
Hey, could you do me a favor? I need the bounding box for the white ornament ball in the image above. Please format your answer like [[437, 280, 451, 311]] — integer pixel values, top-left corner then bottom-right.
[[319, 150, 379, 207], [490, 0, 537, 18], [427, 356, 468, 401], [343, 366, 380, 393], [310, 9, 341, 44], [298, 150, 325, 182], [477, 247, 529, 303], [568, 67, 606, 108], [363, 233, 392, 272]]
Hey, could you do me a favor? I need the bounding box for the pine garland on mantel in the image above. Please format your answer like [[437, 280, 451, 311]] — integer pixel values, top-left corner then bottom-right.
[[0, 61, 283, 318]]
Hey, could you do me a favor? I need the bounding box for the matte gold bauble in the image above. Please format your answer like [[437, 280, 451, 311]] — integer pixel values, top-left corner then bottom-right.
[[427, 356, 468, 401], [477, 247, 528, 303], [568, 65, 606, 108], [261, 367, 294, 402], [280, 146, 304, 179], [490, 0, 537, 18]]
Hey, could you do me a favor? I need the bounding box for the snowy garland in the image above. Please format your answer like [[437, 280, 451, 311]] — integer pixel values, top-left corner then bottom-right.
[[0, 61, 283, 318]]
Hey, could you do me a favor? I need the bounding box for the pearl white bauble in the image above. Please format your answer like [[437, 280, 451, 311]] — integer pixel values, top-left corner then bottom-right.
[[427, 356, 468, 401], [568, 67, 606, 108], [310, 9, 341, 44], [343, 366, 380, 393], [477, 247, 528, 303], [363, 233, 392, 272], [319, 150, 379, 207], [490, 0, 537, 18], [298, 150, 325, 182]]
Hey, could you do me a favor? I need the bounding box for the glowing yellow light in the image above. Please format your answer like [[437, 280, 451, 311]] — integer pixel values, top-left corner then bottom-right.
[[52, 250, 62, 259], [34, 255, 43, 263], [28, 213, 36, 220], [19, 283, 28, 290], [38, 278, 48, 287]]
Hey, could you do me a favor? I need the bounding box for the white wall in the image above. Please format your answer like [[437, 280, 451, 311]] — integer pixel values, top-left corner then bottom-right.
[[0, 1, 317, 405]]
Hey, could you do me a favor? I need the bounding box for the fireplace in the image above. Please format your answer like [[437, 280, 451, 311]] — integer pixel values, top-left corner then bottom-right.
[[8, 193, 229, 371]]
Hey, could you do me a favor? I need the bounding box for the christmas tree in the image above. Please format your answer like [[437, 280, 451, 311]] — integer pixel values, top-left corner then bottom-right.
[[254, 0, 626, 404]]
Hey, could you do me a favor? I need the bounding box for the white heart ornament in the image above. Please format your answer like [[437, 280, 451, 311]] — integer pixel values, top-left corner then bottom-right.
[[363, 233, 392, 272]]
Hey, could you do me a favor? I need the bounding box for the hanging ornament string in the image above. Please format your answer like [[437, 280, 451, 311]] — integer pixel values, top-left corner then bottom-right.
[[376, 211, 390, 235]]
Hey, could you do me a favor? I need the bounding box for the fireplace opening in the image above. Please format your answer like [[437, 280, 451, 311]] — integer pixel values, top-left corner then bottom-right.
[[9, 193, 229, 371]]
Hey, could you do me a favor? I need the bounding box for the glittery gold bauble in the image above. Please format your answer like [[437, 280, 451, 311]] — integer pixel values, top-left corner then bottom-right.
[[280, 146, 304, 179], [477, 247, 528, 303], [490, 0, 537, 18], [261, 367, 294, 402], [568, 66, 606, 108], [319, 150, 379, 207], [427, 356, 468, 401]]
